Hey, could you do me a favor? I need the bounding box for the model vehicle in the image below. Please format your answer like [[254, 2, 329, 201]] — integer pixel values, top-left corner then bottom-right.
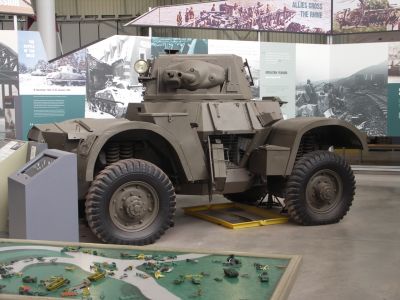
[[18, 285, 31, 295], [259, 271, 269, 282], [22, 276, 37, 283], [69, 279, 91, 293], [42, 276, 70, 291], [60, 291, 78, 297], [223, 268, 239, 278], [61, 246, 81, 253], [87, 270, 106, 281], [28, 53, 367, 246]]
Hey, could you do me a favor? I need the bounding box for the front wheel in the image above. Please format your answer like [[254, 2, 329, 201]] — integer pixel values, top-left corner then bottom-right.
[[285, 151, 355, 225], [85, 159, 176, 245]]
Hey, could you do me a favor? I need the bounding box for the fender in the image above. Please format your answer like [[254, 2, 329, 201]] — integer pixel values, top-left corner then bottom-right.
[[75, 118, 207, 183], [266, 117, 368, 175]]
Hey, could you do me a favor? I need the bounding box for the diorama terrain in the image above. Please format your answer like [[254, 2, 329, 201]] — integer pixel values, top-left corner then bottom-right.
[[0, 239, 300, 300]]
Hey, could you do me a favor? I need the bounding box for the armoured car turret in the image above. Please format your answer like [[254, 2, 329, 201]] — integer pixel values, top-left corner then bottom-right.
[[28, 53, 367, 245]]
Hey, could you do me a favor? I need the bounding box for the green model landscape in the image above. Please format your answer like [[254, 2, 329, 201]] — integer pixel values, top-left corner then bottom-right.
[[0, 241, 290, 299]]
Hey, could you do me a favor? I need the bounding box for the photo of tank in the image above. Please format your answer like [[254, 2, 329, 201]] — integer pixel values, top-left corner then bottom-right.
[[46, 65, 85, 86], [334, 0, 400, 33], [86, 36, 151, 118], [18, 40, 86, 95], [296, 43, 388, 136], [388, 43, 400, 83]]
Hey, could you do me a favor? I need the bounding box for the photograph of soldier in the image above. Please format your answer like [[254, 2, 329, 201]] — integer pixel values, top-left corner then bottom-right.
[[388, 43, 400, 83], [4, 108, 15, 137], [296, 43, 388, 136], [129, 0, 331, 33], [176, 11, 182, 26], [86, 36, 151, 119], [334, 0, 400, 33], [151, 37, 208, 58]]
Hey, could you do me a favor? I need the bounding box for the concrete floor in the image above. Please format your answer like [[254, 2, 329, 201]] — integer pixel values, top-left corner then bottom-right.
[[77, 173, 400, 300]]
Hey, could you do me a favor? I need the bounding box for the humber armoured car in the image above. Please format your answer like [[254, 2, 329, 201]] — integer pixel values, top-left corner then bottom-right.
[[28, 54, 367, 245]]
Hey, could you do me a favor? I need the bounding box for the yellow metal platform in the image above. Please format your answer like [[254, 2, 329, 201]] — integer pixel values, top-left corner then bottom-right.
[[183, 202, 289, 229]]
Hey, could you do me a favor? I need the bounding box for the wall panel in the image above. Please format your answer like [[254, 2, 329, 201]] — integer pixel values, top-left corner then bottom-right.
[[59, 23, 80, 53]]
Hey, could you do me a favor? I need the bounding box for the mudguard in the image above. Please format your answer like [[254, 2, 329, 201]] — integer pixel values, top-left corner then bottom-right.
[[265, 117, 368, 175], [29, 118, 207, 184]]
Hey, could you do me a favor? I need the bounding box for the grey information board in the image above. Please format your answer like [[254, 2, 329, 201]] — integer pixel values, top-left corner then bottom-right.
[[8, 149, 79, 242]]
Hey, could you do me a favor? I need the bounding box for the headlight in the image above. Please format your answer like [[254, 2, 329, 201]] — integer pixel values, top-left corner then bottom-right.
[[134, 59, 149, 74]]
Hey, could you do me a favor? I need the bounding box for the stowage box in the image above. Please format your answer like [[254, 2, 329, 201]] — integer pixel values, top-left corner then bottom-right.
[[249, 145, 291, 176]]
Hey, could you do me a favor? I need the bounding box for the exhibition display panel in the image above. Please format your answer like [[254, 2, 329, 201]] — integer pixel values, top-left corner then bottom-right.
[[8, 149, 79, 242]]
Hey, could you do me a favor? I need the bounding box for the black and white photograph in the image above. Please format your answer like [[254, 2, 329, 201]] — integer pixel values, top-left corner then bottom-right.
[[295, 44, 330, 118], [296, 43, 388, 136], [86, 36, 151, 118], [329, 43, 388, 136], [388, 42, 400, 83], [0, 31, 19, 140], [19, 31, 87, 96], [151, 37, 208, 57], [208, 39, 259, 98]]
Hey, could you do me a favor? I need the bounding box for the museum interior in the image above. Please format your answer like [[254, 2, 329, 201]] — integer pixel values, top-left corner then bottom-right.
[[0, 0, 399, 299]]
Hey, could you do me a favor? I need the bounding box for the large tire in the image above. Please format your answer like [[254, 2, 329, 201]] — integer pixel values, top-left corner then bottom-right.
[[85, 159, 176, 245], [224, 186, 267, 204], [286, 151, 355, 225]]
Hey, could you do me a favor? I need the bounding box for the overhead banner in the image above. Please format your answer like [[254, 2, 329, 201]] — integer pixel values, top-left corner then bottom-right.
[[334, 0, 400, 33], [0, 0, 34, 15], [126, 0, 331, 34]]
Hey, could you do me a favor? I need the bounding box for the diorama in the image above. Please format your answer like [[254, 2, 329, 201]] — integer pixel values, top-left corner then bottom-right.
[[0, 239, 301, 300]]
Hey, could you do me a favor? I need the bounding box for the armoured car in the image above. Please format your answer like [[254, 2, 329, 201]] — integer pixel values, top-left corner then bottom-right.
[[28, 54, 367, 245]]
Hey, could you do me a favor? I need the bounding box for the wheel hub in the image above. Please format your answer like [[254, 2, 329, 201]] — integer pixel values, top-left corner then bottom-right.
[[306, 170, 343, 213], [109, 181, 159, 232], [316, 181, 335, 203], [124, 197, 145, 218]]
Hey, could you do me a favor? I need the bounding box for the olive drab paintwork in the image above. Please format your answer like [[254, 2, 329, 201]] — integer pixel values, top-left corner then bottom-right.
[[28, 54, 366, 198], [27, 53, 366, 245]]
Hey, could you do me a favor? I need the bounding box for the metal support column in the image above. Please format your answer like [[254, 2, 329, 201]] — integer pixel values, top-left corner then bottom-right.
[[36, 0, 57, 60]]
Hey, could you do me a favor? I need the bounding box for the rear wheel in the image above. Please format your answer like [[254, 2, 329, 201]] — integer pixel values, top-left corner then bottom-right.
[[85, 159, 175, 245], [285, 151, 355, 225]]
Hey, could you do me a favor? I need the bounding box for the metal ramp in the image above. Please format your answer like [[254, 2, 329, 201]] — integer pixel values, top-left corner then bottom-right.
[[183, 202, 289, 229]]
